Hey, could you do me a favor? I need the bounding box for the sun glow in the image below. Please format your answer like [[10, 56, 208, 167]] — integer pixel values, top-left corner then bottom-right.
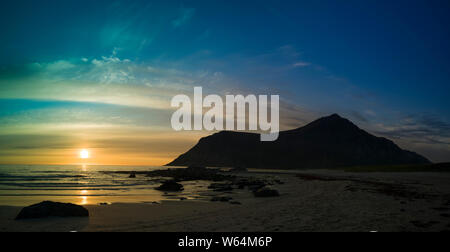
[[80, 149, 89, 159]]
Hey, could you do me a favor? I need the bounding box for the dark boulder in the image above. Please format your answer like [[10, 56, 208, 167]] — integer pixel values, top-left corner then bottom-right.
[[15, 201, 89, 220], [156, 180, 184, 192], [129, 172, 136, 178], [253, 186, 280, 197]]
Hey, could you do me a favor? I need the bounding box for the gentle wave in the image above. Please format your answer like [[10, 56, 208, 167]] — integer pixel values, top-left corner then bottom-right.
[[0, 164, 177, 206], [0, 181, 157, 188], [0, 175, 87, 181], [0, 187, 129, 191]]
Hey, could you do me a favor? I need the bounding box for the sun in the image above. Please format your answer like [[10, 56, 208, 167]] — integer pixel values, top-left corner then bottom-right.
[[80, 149, 89, 159]]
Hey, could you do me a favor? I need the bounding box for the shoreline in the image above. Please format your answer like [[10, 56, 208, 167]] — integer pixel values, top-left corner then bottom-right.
[[1, 170, 450, 232]]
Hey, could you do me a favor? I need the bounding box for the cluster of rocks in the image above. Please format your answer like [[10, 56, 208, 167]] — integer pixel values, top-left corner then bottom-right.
[[15, 167, 282, 221], [118, 166, 282, 199], [234, 177, 268, 191], [208, 176, 282, 199], [145, 166, 236, 182]]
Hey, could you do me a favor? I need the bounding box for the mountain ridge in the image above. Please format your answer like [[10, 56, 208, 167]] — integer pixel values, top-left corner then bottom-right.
[[167, 114, 430, 169]]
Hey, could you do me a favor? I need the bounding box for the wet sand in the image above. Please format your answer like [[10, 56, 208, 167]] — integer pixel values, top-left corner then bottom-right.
[[1, 170, 450, 232]]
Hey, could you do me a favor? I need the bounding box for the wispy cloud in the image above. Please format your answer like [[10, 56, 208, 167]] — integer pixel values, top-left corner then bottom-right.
[[373, 115, 450, 145], [0, 52, 222, 109], [368, 113, 450, 162], [172, 7, 195, 28], [292, 61, 310, 68]]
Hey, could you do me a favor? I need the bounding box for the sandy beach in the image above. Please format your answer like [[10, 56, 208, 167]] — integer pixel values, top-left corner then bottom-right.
[[1, 170, 450, 232]]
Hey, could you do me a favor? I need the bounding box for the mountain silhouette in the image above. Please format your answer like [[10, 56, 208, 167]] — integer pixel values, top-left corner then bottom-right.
[[167, 114, 431, 169]]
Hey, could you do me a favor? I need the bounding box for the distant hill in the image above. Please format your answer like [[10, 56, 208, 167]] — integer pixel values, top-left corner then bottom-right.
[[166, 114, 431, 169]]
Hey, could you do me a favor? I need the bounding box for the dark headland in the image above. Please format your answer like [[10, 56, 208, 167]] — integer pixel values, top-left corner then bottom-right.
[[167, 114, 430, 169]]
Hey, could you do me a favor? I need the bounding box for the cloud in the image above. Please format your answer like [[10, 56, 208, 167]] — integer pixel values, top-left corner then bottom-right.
[[25, 60, 75, 73], [350, 111, 369, 123], [368, 113, 450, 162], [292, 61, 310, 68], [0, 52, 224, 109], [45, 60, 76, 71], [373, 114, 450, 145], [277, 45, 301, 58], [0, 127, 206, 165], [0, 101, 172, 130], [172, 7, 195, 28], [0, 134, 77, 150]]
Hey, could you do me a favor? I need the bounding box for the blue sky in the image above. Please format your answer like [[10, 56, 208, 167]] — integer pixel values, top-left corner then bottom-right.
[[0, 0, 449, 164]]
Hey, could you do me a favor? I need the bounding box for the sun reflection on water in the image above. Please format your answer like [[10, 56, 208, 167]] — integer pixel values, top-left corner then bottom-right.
[[80, 196, 88, 205]]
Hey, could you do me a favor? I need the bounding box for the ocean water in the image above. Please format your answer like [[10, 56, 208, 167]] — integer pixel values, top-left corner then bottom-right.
[[0, 164, 209, 206]]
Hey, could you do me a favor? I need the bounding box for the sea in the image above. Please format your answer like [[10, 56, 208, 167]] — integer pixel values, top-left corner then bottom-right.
[[0, 164, 210, 206]]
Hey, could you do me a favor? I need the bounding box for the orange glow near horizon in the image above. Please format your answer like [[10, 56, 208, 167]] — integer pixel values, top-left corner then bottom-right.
[[0, 131, 209, 166], [0, 149, 179, 166]]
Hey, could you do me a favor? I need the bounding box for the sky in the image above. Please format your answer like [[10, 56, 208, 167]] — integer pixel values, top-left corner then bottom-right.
[[0, 0, 449, 165]]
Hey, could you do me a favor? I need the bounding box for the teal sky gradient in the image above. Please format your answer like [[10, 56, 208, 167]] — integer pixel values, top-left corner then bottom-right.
[[0, 0, 449, 163]]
